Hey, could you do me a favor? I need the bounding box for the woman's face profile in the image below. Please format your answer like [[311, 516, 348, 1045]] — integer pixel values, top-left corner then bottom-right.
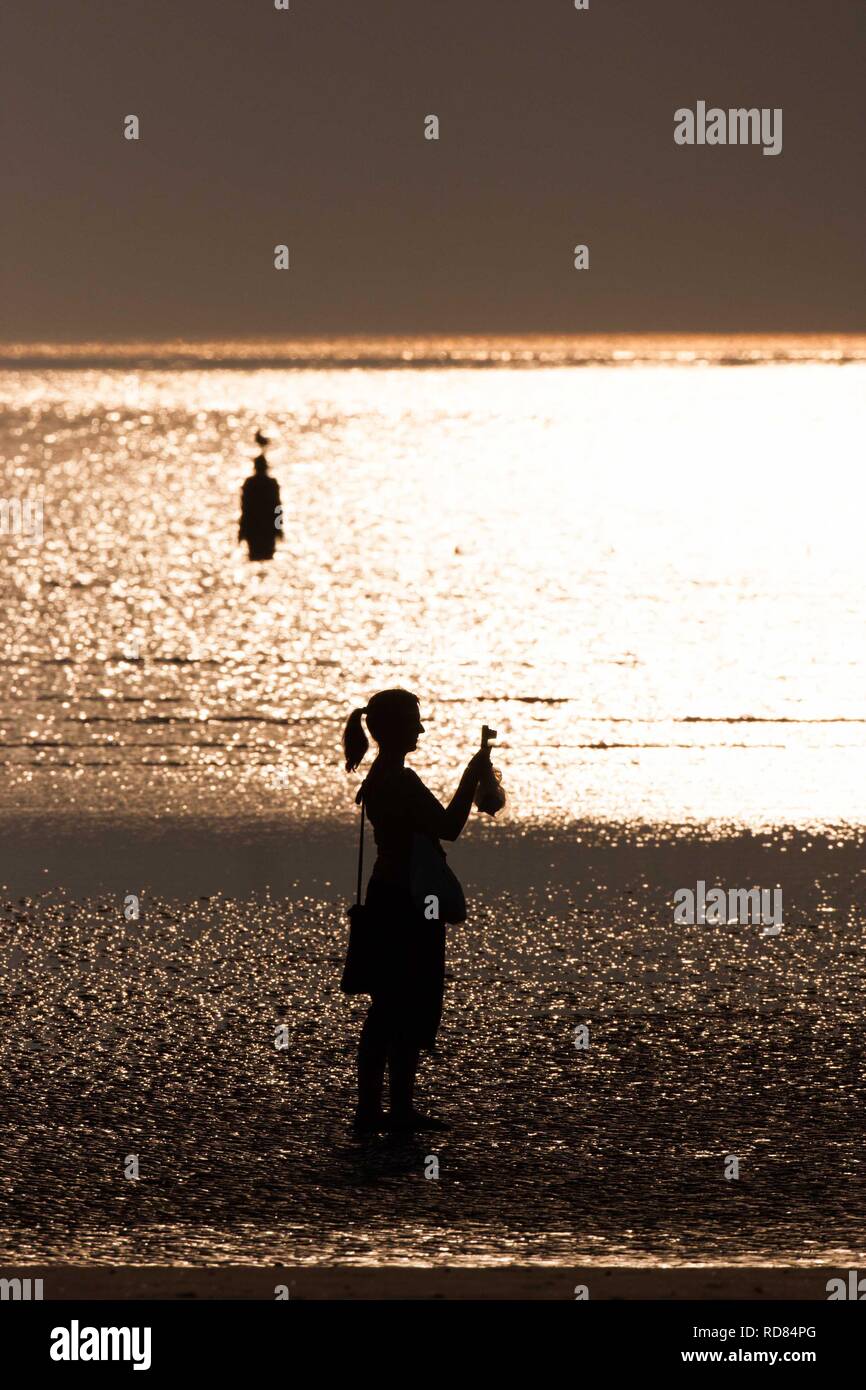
[[404, 709, 425, 752], [371, 694, 425, 756]]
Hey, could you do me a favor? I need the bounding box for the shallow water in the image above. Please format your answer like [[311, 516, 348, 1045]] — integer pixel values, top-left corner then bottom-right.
[[2, 340, 866, 829]]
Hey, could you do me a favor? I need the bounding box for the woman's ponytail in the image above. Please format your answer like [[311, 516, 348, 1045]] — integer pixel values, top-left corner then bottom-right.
[[343, 706, 369, 772]]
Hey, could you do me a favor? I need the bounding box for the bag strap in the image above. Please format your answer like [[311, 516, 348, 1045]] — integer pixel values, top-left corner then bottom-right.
[[354, 783, 366, 906]]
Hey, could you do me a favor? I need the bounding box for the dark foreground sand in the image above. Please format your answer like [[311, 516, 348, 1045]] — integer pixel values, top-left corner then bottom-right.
[[2, 818, 864, 1276], [0, 1264, 843, 1300]]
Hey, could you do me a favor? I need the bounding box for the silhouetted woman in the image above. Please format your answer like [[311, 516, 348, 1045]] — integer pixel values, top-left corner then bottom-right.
[[343, 689, 490, 1133]]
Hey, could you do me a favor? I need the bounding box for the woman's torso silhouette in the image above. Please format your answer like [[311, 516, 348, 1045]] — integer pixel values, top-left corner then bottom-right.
[[363, 758, 445, 884], [360, 758, 447, 1050]]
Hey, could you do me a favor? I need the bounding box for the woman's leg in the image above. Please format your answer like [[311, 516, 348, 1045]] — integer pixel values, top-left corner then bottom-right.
[[385, 988, 449, 1132], [388, 1035, 420, 1119], [356, 999, 388, 1126]]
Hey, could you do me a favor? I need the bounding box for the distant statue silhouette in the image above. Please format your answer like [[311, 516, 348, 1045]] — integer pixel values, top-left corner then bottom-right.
[[238, 431, 282, 561], [342, 688, 491, 1133]]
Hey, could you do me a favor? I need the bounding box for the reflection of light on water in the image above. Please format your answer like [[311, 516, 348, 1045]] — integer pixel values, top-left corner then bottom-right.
[[2, 339, 866, 829]]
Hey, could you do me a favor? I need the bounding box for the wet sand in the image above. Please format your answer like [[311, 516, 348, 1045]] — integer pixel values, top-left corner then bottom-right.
[[5, 811, 866, 904], [1, 819, 864, 1278]]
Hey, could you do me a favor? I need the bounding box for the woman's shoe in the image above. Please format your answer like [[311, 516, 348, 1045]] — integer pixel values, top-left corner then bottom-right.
[[386, 1109, 451, 1132]]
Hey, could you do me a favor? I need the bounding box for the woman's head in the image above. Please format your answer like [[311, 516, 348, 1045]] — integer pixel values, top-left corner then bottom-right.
[[343, 688, 423, 772]]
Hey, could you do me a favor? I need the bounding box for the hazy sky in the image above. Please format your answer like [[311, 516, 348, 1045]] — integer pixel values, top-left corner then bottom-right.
[[2, 0, 864, 339]]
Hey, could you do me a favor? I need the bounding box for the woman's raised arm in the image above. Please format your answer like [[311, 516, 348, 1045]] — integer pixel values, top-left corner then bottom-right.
[[405, 749, 490, 841]]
